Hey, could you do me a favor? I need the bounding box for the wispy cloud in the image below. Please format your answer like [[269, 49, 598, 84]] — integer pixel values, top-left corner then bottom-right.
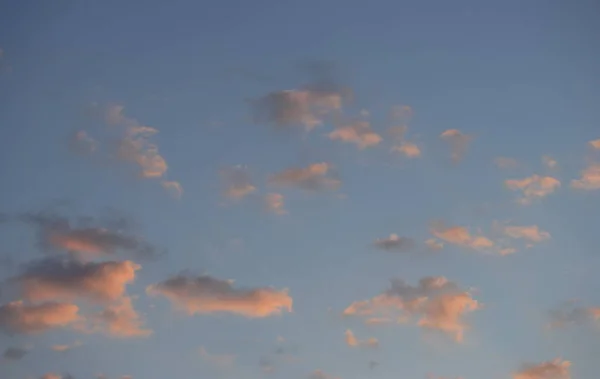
[[264, 193, 287, 215], [542, 155, 558, 169], [589, 139, 600, 149], [505, 175, 560, 204], [162, 181, 183, 199], [502, 224, 550, 243], [199, 346, 236, 368], [571, 163, 600, 190], [391, 142, 421, 158], [220, 166, 257, 200], [51, 341, 82, 353], [513, 358, 571, 379], [2, 347, 28, 361], [495, 157, 518, 169], [373, 234, 415, 252], [329, 120, 382, 149], [344, 329, 378, 348], [147, 274, 292, 318], [68, 131, 97, 155], [548, 301, 600, 329], [430, 221, 494, 252], [440, 129, 472, 163], [269, 163, 341, 191]]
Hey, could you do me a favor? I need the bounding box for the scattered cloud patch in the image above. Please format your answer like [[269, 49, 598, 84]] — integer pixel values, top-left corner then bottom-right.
[[269, 163, 341, 191], [588, 139, 600, 150], [220, 166, 257, 200], [90, 296, 152, 338], [329, 121, 382, 149], [548, 301, 600, 329], [344, 329, 378, 348], [199, 346, 236, 368], [430, 222, 494, 252], [513, 358, 571, 379], [425, 239, 444, 252], [51, 341, 82, 352], [502, 224, 550, 243], [373, 234, 415, 252], [505, 175, 560, 205], [68, 131, 97, 155], [264, 193, 287, 215], [571, 163, 600, 190], [440, 129, 471, 163], [162, 181, 183, 199], [542, 155, 557, 169]]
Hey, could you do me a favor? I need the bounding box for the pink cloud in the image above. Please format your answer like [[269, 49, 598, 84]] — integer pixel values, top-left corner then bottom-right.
[[329, 121, 382, 149], [264, 193, 287, 215], [571, 163, 600, 190], [269, 163, 341, 191], [430, 222, 494, 252], [505, 175, 561, 204], [0, 301, 81, 334], [344, 329, 378, 348]]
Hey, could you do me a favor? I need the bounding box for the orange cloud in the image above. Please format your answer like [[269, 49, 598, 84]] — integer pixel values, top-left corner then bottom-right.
[[310, 370, 341, 379], [264, 193, 287, 215], [162, 181, 183, 199], [91, 296, 152, 338], [269, 163, 341, 191], [495, 157, 519, 169], [147, 274, 292, 318], [42, 374, 63, 379], [503, 225, 550, 243], [391, 142, 421, 158], [430, 222, 494, 252], [16, 258, 140, 303], [571, 163, 600, 190], [373, 234, 415, 252], [343, 277, 480, 342], [589, 139, 600, 149], [344, 329, 378, 348], [329, 121, 382, 149], [0, 301, 80, 334], [220, 166, 257, 200], [513, 358, 571, 379], [440, 129, 472, 162], [505, 175, 561, 204]]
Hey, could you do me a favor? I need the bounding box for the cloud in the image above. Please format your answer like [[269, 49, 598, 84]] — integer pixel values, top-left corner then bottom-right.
[[344, 329, 378, 348], [343, 277, 480, 342], [391, 142, 421, 158], [90, 296, 152, 338], [252, 89, 343, 131], [310, 370, 340, 379], [373, 234, 415, 252], [199, 346, 236, 367], [571, 163, 600, 190], [505, 175, 561, 204], [2, 347, 28, 361], [220, 166, 257, 200], [425, 239, 444, 252], [264, 193, 287, 215], [589, 139, 600, 149], [147, 273, 292, 318], [0, 301, 80, 334], [548, 301, 600, 329], [14, 258, 140, 303], [502, 225, 550, 243], [42, 374, 63, 379], [495, 157, 518, 169], [68, 131, 97, 155], [513, 358, 571, 379], [390, 105, 413, 121], [430, 222, 494, 252], [51, 341, 82, 352], [329, 121, 382, 149], [542, 155, 557, 169], [162, 181, 183, 199], [269, 163, 341, 191], [440, 129, 471, 162]]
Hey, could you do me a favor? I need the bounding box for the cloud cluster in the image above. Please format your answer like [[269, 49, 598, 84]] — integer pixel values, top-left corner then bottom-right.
[[329, 121, 382, 149], [343, 276, 480, 342], [505, 175, 560, 204], [430, 222, 494, 252], [513, 358, 571, 379], [269, 163, 341, 191], [344, 329, 378, 348], [147, 273, 292, 318]]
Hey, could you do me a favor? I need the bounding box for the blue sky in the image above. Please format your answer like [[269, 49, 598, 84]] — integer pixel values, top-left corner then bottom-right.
[[0, 1, 599, 379]]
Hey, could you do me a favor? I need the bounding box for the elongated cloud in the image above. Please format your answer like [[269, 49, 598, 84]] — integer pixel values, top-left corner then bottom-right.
[[329, 121, 382, 149], [430, 222, 494, 252], [264, 193, 287, 215], [252, 89, 343, 130], [220, 166, 257, 200], [495, 157, 519, 169], [2, 346, 28, 360], [513, 358, 571, 379], [548, 301, 600, 329], [503, 225, 550, 243], [571, 163, 600, 190], [269, 163, 341, 191], [310, 370, 341, 379], [373, 234, 415, 252], [344, 329, 378, 348], [147, 274, 292, 318], [0, 301, 80, 334], [51, 341, 82, 352], [440, 129, 471, 162], [343, 277, 480, 342], [14, 258, 140, 303], [391, 142, 421, 158], [505, 175, 560, 204]]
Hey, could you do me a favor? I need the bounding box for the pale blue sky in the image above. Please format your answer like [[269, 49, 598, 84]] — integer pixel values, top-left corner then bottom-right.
[[0, 1, 599, 379]]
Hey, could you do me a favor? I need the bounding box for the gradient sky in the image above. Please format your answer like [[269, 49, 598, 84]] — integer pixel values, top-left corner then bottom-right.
[[1, 1, 599, 379]]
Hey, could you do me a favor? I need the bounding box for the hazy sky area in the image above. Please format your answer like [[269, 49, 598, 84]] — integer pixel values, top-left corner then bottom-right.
[[0, 1, 599, 379]]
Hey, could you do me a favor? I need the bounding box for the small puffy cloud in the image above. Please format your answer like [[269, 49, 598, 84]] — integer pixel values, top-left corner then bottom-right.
[[505, 175, 561, 204], [548, 301, 600, 329], [14, 258, 140, 303], [373, 234, 415, 252], [252, 89, 343, 131], [0, 301, 80, 334], [513, 358, 571, 379], [571, 163, 600, 190], [2, 347, 28, 361], [425, 239, 444, 252], [343, 277, 480, 342], [90, 296, 152, 338], [344, 329, 378, 348], [147, 273, 292, 318], [51, 341, 82, 352], [199, 346, 236, 367], [542, 155, 557, 169], [69, 131, 97, 155], [589, 139, 600, 149], [430, 222, 494, 252], [495, 157, 518, 169], [391, 142, 421, 158], [162, 181, 183, 199], [440, 129, 471, 162], [269, 163, 341, 191], [220, 166, 257, 200], [264, 193, 287, 215], [503, 225, 550, 243], [329, 121, 382, 149]]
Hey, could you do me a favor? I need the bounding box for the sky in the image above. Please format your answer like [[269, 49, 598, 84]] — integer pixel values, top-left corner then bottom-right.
[[0, 1, 599, 379]]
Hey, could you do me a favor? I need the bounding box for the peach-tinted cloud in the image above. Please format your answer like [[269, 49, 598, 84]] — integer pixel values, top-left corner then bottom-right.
[[343, 277, 480, 342], [162, 181, 183, 199], [68, 131, 97, 155], [373, 234, 415, 252], [503, 225, 550, 243], [199, 346, 236, 367], [495, 157, 519, 169], [589, 139, 600, 149], [430, 222, 494, 252], [0, 301, 80, 334], [253, 89, 343, 131], [513, 358, 571, 379], [264, 193, 287, 215], [440, 129, 472, 162], [51, 341, 82, 352], [42, 374, 62, 379], [571, 163, 600, 190], [542, 155, 558, 169], [425, 239, 444, 252], [220, 166, 257, 200], [329, 121, 382, 149], [344, 329, 378, 348], [505, 175, 561, 204], [15, 258, 140, 303], [391, 142, 421, 158], [548, 301, 600, 329], [91, 296, 152, 338], [147, 273, 292, 318], [310, 370, 341, 379], [269, 163, 341, 191]]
